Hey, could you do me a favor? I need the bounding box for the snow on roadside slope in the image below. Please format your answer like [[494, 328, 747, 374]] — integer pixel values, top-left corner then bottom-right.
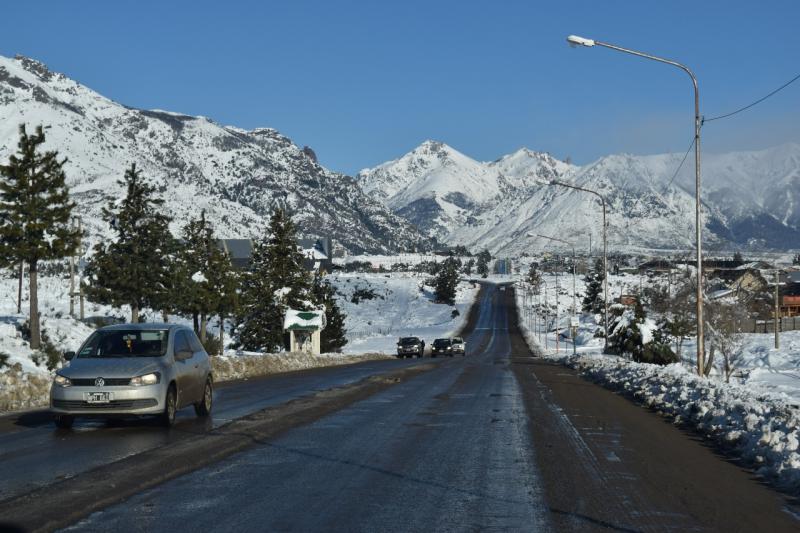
[[330, 272, 479, 354], [513, 286, 800, 495]]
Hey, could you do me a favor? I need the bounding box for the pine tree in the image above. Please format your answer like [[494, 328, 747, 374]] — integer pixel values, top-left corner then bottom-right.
[[312, 273, 347, 353], [235, 208, 312, 351], [582, 258, 605, 314], [0, 125, 80, 349], [610, 300, 646, 360], [177, 210, 238, 343], [235, 236, 284, 352], [476, 249, 492, 278], [463, 258, 475, 276], [434, 256, 459, 305], [526, 263, 542, 287], [84, 163, 175, 323]]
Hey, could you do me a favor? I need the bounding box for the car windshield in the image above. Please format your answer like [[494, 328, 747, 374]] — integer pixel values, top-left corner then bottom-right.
[[77, 329, 170, 358], [399, 338, 419, 344], [452, 338, 463, 343], [433, 339, 450, 347]]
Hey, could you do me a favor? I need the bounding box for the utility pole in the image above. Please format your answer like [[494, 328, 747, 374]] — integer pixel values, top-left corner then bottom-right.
[[69, 217, 76, 318], [775, 269, 780, 349], [555, 272, 560, 353]]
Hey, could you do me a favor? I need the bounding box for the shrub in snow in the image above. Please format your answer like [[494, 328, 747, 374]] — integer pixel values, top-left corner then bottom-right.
[[351, 287, 379, 304], [608, 301, 676, 365]]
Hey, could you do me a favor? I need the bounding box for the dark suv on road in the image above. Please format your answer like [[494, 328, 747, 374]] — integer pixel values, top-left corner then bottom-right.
[[397, 337, 425, 358], [431, 338, 454, 357]]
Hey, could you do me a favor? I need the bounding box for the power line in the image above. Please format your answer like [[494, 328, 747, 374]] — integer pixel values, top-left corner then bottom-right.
[[662, 137, 696, 194], [703, 72, 800, 123]]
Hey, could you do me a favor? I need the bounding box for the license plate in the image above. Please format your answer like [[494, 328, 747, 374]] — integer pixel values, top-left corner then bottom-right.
[[85, 392, 113, 404]]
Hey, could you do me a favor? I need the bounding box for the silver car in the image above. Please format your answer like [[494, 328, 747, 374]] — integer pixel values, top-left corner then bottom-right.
[[50, 323, 213, 428]]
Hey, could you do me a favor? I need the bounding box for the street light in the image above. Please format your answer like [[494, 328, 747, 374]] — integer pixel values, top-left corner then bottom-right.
[[538, 179, 609, 352], [566, 34, 705, 376], [531, 233, 577, 355]]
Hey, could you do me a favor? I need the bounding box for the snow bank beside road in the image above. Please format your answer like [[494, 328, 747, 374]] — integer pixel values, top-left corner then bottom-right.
[[212, 351, 391, 382]]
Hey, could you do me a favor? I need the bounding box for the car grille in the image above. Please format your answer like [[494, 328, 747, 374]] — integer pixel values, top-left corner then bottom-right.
[[52, 399, 158, 410], [70, 378, 132, 387]]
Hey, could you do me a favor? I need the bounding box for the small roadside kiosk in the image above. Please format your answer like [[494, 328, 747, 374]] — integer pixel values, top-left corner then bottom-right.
[[284, 309, 327, 355]]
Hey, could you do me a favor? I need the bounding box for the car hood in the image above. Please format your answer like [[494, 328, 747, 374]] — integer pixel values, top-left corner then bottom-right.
[[60, 358, 165, 379]]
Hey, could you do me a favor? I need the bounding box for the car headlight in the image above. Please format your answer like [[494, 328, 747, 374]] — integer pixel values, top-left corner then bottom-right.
[[130, 372, 160, 387], [54, 374, 71, 387]]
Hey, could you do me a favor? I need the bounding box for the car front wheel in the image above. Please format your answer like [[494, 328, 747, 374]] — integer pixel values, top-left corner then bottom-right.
[[161, 385, 177, 427]]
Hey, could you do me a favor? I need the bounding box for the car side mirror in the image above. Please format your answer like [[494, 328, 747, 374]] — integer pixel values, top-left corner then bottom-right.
[[64, 351, 75, 361], [176, 349, 192, 361]]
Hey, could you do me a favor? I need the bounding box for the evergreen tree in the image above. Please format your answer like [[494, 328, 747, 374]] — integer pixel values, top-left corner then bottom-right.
[[312, 273, 347, 353], [476, 249, 492, 278], [609, 300, 648, 361], [235, 208, 312, 351], [526, 263, 542, 287], [582, 258, 605, 315], [0, 125, 80, 349], [84, 163, 175, 323], [434, 256, 459, 305], [463, 258, 475, 276], [177, 210, 238, 343]]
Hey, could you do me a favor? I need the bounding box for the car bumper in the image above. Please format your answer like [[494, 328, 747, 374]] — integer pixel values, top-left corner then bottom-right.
[[50, 384, 165, 416]]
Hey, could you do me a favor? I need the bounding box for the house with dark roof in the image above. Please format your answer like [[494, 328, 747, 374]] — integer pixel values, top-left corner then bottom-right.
[[217, 237, 333, 272]]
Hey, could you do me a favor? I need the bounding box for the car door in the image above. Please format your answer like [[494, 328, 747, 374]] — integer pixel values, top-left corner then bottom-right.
[[173, 330, 196, 407], [187, 330, 210, 401]]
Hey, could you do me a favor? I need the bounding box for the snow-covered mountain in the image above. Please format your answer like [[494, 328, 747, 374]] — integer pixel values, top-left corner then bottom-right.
[[359, 140, 800, 255], [358, 141, 574, 243], [0, 54, 434, 255]]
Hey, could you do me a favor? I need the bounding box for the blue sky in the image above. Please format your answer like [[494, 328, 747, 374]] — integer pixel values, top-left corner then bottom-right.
[[2, 0, 799, 174]]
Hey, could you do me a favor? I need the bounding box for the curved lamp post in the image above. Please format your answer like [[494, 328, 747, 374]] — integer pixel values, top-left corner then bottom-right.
[[543, 180, 608, 351], [566, 34, 705, 375]]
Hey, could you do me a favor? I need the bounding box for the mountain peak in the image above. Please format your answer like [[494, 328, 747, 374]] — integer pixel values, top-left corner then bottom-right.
[[13, 54, 55, 81]]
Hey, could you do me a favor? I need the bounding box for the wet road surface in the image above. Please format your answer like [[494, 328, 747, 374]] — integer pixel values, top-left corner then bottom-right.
[[0, 348, 432, 502]]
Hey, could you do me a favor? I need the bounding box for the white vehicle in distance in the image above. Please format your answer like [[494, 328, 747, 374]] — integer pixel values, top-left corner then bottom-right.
[[451, 337, 466, 356], [50, 324, 213, 428]]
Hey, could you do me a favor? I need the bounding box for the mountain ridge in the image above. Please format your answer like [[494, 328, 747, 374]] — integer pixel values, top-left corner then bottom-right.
[[359, 139, 800, 255], [0, 54, 435, 256]]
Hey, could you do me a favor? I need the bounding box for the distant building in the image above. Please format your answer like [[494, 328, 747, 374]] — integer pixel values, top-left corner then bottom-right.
[[217, 237, 333, 272]]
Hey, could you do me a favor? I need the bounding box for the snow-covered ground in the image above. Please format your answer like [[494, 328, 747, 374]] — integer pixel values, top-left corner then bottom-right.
[[329, 272, 480, 354], [514, 281, 800, 495]]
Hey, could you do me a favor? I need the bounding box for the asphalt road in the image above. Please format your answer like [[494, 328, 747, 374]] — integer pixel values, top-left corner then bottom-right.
[[0, 347, 431, 502], [2, 283, 799, 532]]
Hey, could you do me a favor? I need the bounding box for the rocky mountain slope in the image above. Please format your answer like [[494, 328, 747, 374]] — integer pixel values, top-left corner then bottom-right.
[[359, 140, 800, 255], [0, 54, 433, 255]]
